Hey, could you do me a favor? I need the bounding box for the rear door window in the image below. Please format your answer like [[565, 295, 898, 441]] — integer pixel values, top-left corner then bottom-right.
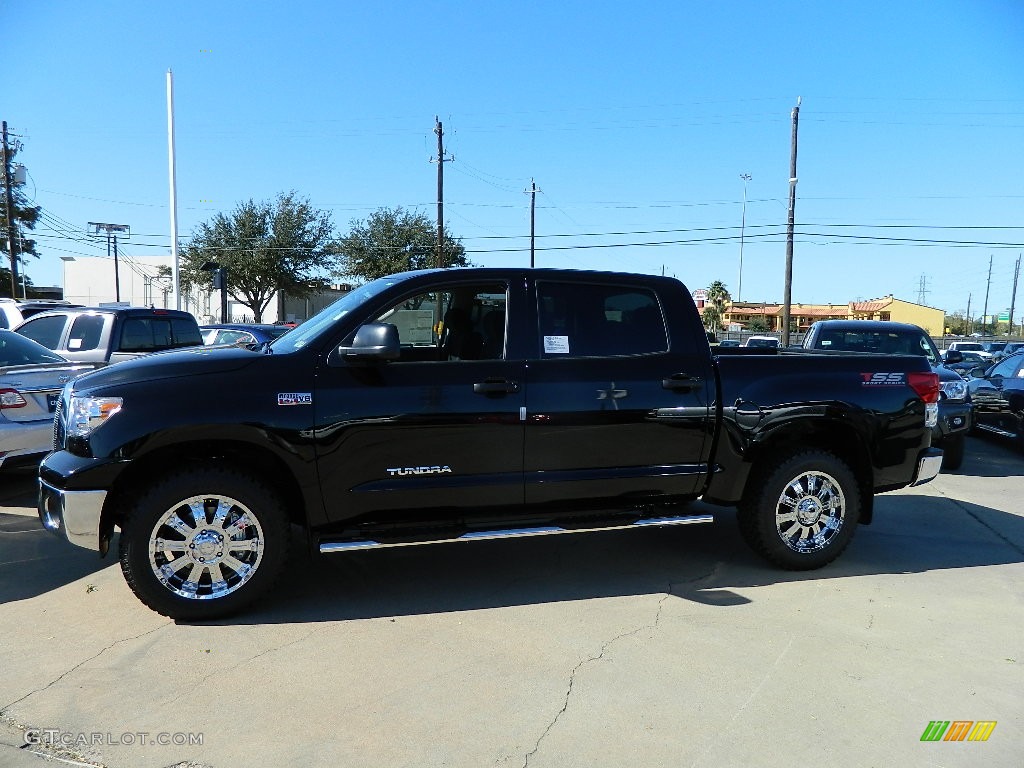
[[536, 282, 667, 358]]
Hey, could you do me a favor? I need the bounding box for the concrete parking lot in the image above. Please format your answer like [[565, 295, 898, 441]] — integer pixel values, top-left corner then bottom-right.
[[1, 437, 1022, 768]]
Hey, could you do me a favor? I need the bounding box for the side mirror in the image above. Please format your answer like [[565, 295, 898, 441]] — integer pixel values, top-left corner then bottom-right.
[[943, 350, 963, 364], [968, 366, 988, 378], [333, 323, 400, 365]]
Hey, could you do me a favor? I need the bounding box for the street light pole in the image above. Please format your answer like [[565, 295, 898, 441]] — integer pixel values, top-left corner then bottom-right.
[[738, 173, 751, 302]]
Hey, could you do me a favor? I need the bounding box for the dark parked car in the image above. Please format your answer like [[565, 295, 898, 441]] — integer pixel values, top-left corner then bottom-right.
[[967, 351, 1024, 448], [942, 350, 988, 378], [200, 323, 292, 349], [994, 342, 1024, 362], [802, 320, 971, 470]]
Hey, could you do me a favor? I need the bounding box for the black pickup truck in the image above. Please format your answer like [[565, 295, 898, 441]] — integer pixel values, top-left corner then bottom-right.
[[38, 269, 942, 620]]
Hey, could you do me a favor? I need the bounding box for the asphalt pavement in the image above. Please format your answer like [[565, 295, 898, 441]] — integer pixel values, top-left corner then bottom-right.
[[0, 437, 1022, 768]]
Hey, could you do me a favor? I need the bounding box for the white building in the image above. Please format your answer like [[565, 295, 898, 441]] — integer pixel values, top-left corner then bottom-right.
[[61, 255, 279, 324]]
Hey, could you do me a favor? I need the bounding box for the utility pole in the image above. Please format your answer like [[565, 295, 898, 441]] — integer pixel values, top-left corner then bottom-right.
[[431, 117, 454, 268], [982, 255, 993, 331], [1009, 254, 1021, 336], [781, 97, 801, 347], [2, 121, 20, 298], [738, 173, 751, 302], [965, 293, 972, 335], [525, 179, 540, 268], [88, 222, 130, 302], [917, 274, 930, 305]]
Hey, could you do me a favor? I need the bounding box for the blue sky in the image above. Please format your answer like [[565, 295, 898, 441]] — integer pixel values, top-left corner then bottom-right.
[[7, 0, 1024, 320]]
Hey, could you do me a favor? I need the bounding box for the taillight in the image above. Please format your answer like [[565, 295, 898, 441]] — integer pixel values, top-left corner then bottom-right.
[[0, 389, 28, 409], [908, 372, 940, 404]]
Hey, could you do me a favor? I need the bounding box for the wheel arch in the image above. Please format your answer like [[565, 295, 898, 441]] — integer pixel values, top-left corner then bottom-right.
[[742, 418, 876, 524], [100, 440, 314, 549]]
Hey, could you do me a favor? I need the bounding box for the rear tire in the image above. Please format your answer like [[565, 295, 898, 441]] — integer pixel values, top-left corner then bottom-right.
[[119, 466, 290, 621], [738, 450, 860, 570], [940, 435, 965, 471]]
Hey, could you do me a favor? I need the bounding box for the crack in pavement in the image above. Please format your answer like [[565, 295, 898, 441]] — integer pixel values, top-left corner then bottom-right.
[[520, 566, 721, 768], [160, 624, 328, 709], [938, 489, 1024, 557], [1, 621, 172, 716]]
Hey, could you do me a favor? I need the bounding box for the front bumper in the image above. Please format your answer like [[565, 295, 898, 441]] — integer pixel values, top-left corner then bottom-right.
[[910, 448, 943, 487], [934, 401, 971, 443], [38, 478, 107, 552]]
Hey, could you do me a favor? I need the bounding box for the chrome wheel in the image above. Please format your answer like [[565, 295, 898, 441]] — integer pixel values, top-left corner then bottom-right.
[[774, 470, 846, 553], [148, 494, 266, 600]]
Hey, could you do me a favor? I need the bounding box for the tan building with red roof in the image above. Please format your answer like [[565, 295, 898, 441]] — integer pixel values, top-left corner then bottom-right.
[[721, 296, 944, 335]]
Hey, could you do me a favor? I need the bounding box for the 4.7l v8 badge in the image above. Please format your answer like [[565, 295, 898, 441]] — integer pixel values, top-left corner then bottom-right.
[[278, 392, 312, 405]]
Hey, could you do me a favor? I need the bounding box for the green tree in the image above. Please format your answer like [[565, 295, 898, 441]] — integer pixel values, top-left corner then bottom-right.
[[0, 266, 39, 299], [747, 315, 771, 333], [337, 206, 469, 283], [0, 141, 42, 296], [701, 280, 732, 331], [945, 312, 968, 336], [180, 192, 339, 322]]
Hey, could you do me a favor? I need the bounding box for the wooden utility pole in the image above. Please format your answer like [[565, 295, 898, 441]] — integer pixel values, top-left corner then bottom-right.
[[1009, 254, 1021, 335], [965, 293, 972, 335], [526, 179, 539, 268], [88, 222, 130, 303], [2, 121, 20, 297], [434, 117, 446, 268], [781, 97, 801, 347], [982, 255, 993, 330]]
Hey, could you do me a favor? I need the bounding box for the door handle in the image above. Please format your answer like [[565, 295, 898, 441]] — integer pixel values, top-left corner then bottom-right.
[[474, 379, 518, 394], [662, 374, 703, 392]]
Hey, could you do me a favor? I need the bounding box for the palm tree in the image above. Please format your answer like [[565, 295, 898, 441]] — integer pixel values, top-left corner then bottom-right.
[[702, 280, 732, 331]]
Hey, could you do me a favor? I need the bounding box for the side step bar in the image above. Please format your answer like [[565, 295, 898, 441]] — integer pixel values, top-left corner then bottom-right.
[[974, 424, 1018, 439], [319, 512, 714, 553]]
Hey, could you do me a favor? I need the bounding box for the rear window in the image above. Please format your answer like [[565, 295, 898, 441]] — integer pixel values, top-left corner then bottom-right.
[[0, 331, 66, 366], [811, 327, 940, 365]]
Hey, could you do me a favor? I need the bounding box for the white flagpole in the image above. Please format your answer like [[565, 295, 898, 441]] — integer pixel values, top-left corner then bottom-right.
[[166, 69, 180, 309]]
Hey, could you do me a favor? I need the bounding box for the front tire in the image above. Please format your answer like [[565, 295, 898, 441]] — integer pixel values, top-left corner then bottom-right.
[[119, 466, 290, 621], [738, 450, 860, 570]]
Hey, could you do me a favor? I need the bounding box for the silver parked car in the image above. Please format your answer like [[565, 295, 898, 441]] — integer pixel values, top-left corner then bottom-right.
[[0, 330, 94, 470]]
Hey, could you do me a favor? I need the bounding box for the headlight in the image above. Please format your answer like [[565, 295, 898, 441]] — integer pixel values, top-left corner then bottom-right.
[[940, 380, 968, 401], [67, 395, 123, 437]]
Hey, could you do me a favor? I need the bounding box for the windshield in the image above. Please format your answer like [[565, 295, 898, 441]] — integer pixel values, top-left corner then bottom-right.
[[268, 275, 405, 353]]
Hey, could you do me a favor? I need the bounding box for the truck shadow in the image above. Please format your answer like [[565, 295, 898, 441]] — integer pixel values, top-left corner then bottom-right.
[[952, 435, 1024, 477], [0, 470, 116, 606], [224, 492, 1024, 626], [0, 513, 114, 605]]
